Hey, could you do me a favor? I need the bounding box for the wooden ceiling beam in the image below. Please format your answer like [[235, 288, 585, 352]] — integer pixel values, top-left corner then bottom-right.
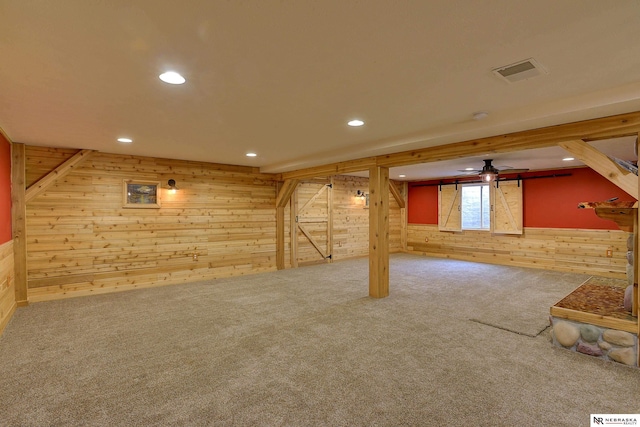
[[278, 111, 640, 180], [559, 139, 638, 197], [378, 111, 640, 168], [281, 157, 377, 181]]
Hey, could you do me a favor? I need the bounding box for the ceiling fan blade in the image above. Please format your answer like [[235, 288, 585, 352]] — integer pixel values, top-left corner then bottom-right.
[[497, 168, 529, 174], [456, 169, 480, 174]]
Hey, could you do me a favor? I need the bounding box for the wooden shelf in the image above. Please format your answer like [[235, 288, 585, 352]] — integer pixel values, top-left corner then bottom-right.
[[594, 207, 637, 232]]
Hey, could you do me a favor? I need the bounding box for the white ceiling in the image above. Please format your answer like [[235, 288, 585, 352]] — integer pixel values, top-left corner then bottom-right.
[[1, 1, 640, 180]]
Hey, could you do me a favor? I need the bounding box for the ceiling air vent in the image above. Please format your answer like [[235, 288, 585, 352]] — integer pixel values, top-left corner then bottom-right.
[[492, 58, 548, 83]]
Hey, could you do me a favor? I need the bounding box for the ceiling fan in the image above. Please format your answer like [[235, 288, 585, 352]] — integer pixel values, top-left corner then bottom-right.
[[457, 159, 529, 182]]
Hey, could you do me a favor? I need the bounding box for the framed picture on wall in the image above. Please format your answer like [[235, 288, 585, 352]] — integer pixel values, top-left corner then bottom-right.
[[123, 180, 161, 208]]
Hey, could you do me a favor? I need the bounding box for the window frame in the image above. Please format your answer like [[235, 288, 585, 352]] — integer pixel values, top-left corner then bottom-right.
[[460, 183, 491, 231]]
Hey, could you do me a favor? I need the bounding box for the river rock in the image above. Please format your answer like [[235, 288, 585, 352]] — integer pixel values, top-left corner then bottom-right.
[[577, 342, 603, 357], [626, 264, 634, 287], [603, 329, 635, 347], [627, 251, 634, 265], [609, 348, 636, 366], [554, 321, 580, 347], [580, 324, 601, 343], [627, 234, 634, 251], [598, 341, 612, 351]]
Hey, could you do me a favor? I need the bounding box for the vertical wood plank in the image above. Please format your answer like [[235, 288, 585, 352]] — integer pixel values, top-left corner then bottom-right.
[[328, 177, 334, 263], [276, 206, 285, 270], [400, 182, 408, 251], [0, 240, 16, 336], [290, 188, 298, 268], [369, 166, 389, 298], [11, 143, 28, 305], [276, 181, 285, 270]]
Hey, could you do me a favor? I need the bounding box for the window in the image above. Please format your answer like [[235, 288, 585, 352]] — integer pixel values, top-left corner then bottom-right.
[[437, 180, 522, 235], [461, 184, 490, 230]]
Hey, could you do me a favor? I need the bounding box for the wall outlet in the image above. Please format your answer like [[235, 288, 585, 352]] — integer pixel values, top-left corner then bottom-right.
[[192, 253, 198, 261], [606, 248, 613, 258]]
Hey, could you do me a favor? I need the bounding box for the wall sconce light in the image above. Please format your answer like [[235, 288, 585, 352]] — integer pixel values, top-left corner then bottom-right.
[[167, 179, 178, 194], [356, 190, 366, 198]]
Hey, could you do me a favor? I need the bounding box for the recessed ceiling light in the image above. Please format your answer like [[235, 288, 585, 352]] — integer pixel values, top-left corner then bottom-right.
[[562, 157, 575, 161], [347, 119, 364, 127], [246, 152, 257, 157], [398, 174, 406, 178], [159, 71, 186, 85], [464, 167, 475, 171], [117, 137, 133, 144], [472, 111, 489, 121]]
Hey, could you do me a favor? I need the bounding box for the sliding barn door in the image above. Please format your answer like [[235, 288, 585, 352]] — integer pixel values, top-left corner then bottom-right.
[[293, 179, 333, 266], [491, 180, 523, 235], [438, 184, 462, 231]]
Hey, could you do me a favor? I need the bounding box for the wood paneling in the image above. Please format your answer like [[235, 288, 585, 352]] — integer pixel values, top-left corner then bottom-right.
[[11, 143, 27, 304], [23, 149, 403, 301], [25, 147, 279, 301], [407, 224, 629, 278], [331, 176, 402, 261], [0, 240, 16, 335]]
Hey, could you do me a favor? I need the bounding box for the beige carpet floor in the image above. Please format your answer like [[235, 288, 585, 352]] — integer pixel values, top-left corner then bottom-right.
[[0, 253, 638, 426]]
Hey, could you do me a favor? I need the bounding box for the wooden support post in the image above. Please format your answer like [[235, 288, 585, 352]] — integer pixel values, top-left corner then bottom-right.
[[276, 179, 299, 270], [328, 176, 334, 263], [369, 166, 389, 298], [11, 143, 28, 306], [290, 188, 298, 268], [276, 206, 285, 270]]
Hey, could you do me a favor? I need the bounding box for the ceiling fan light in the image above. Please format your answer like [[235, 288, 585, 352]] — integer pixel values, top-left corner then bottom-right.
[[480, 171, 498, 182], [479, 159, 499, 182]]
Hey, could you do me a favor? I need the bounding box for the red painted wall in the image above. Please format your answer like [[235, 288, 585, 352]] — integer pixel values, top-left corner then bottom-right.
[[408, 168, 637, 230], [0, 132, 11, 243], [522, 168, 634, 229], [408, 184, 438, 224]]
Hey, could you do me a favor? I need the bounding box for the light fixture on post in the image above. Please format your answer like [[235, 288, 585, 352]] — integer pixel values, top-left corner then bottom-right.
[[479, 159, 499, 182], [356, 190, 366, 198], [167, 179, 178, 194]]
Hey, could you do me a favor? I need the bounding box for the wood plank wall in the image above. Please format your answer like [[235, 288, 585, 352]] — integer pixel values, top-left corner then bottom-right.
[[15, 145, 629, 304], [332, 175, 402, 260], [23, 148, 402, 302], [0, 240, 16, 335], [407, 224, 629, 279], [280, 175, 402, 266], [25, 147, 279, 301]]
